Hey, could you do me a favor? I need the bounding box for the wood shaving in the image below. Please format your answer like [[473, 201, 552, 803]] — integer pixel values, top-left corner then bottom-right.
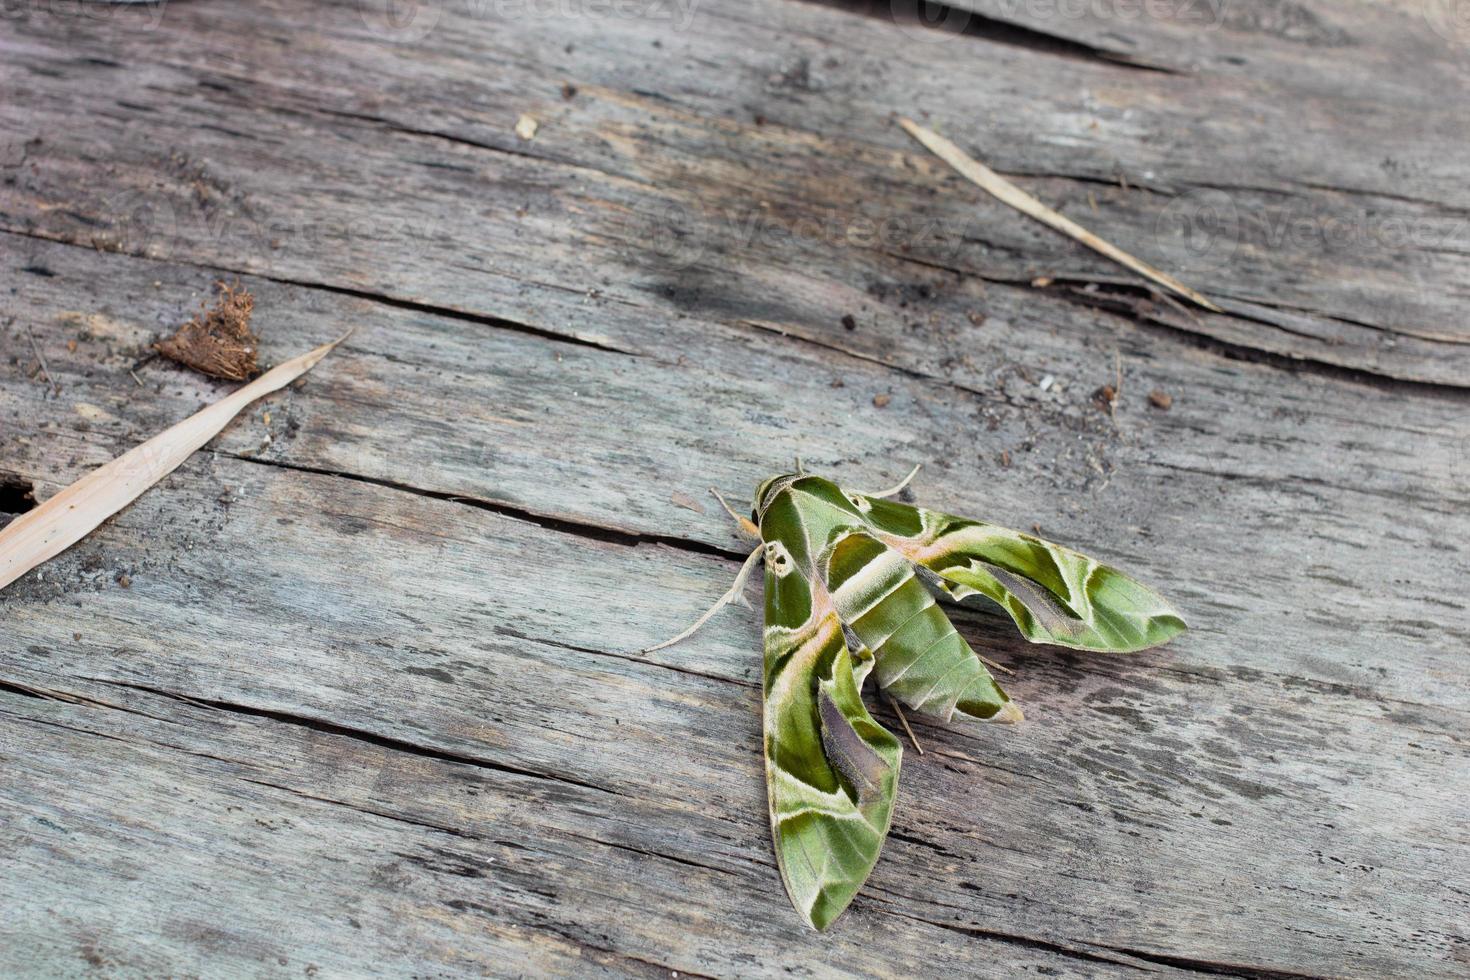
[[899, 118, 1221, 313]]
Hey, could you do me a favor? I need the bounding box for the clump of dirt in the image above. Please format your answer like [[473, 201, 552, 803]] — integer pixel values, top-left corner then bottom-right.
[[155, 281, 259, 380]]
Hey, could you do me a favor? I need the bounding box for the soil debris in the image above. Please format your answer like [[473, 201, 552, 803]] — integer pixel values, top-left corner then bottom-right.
[[841, 314, 857, 331], [1149, 389, 1174, 411], [515, 114, 539, 140], [155, 281, 259, 381], [872, 393, 891, 408]]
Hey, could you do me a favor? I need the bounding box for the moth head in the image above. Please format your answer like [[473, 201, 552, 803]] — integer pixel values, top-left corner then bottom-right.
[[752, 472, 802, 524]]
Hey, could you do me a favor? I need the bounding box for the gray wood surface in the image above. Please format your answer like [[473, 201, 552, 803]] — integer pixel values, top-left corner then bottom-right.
[[2, 0, 1467, 976]]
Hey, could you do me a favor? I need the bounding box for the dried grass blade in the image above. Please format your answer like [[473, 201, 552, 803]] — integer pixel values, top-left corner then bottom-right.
[[0, 333, 349, 593], [898, 117, 1222, 313]]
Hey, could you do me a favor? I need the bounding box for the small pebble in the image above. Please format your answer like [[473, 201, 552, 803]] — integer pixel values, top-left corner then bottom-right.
[[872, 393, 891, 408], [1149, 389, 1173, 410]]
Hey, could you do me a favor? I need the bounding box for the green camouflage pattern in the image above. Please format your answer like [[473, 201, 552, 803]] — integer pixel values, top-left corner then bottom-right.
[[751, 472, 1185, 930]]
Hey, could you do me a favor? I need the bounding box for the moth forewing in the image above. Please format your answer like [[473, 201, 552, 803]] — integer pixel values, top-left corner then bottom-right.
[[759, 487, 901, 931]]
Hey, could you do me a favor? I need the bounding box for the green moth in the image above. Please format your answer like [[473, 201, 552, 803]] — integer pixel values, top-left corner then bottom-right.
[[647, 465, 1186, 931]]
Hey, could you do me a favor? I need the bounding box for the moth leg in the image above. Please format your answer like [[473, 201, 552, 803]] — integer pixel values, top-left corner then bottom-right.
[[641, 544, 763, 653], [866, 463, 921, 500], [975, 652, 1015, 676], [709, 487, 760, 539], [882, 690, 924, 755]]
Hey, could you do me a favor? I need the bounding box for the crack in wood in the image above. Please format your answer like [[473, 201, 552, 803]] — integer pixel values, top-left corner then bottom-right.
[[1045, 284, 1470, 397], [220, 451, 746, 562], [861, 898, 1173, 972], [560, 828, 743, 878], [88, 677, 627, 798], [1089, 943, 1340, 980], [493, 624, 759, 690], [793, 0, 1182, 74], [275, 277, 643, 359]]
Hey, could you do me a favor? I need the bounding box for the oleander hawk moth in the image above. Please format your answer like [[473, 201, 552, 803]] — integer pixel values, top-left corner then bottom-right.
[[647, 466, 1186, 931]]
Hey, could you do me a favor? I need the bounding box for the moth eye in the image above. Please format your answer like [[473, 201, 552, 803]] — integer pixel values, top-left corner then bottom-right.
[[764, 541, 794, 575]]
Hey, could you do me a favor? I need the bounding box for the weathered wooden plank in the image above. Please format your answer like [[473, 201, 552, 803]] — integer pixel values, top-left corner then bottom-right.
[[4, 665, 1179, 979], [1, 0, 1467, 974], [877, 0, 1468, 87], [1, 0, 1466, 383], [5, 236, 1467, 713], [3, 230, 1469, 974], [2, 451, 1466, 977]]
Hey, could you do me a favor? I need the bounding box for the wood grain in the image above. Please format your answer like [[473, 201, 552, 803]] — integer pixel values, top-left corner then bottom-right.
[[1, 0, 1467, 976]]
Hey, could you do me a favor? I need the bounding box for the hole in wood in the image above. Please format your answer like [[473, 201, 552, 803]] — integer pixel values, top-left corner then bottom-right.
[[0, 475, 37, 530]]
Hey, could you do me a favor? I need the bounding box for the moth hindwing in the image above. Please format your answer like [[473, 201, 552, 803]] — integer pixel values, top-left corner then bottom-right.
[[750, 470, 1186, 930]]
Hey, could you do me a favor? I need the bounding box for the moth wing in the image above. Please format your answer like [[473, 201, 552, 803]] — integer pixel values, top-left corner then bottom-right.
[[762, 548, 902, 931], [854, 493, 1187, 652], [824, 527, 1017, 724]]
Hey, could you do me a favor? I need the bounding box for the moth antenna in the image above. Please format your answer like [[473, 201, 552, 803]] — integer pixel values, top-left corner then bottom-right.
[[795, 455, 806, 475], [883, 691, 923, 755], [977, 653, 1015, 676], [710, 487, 760, 539], [640, 544, 763, 653], [868, 463, 922, 499]]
